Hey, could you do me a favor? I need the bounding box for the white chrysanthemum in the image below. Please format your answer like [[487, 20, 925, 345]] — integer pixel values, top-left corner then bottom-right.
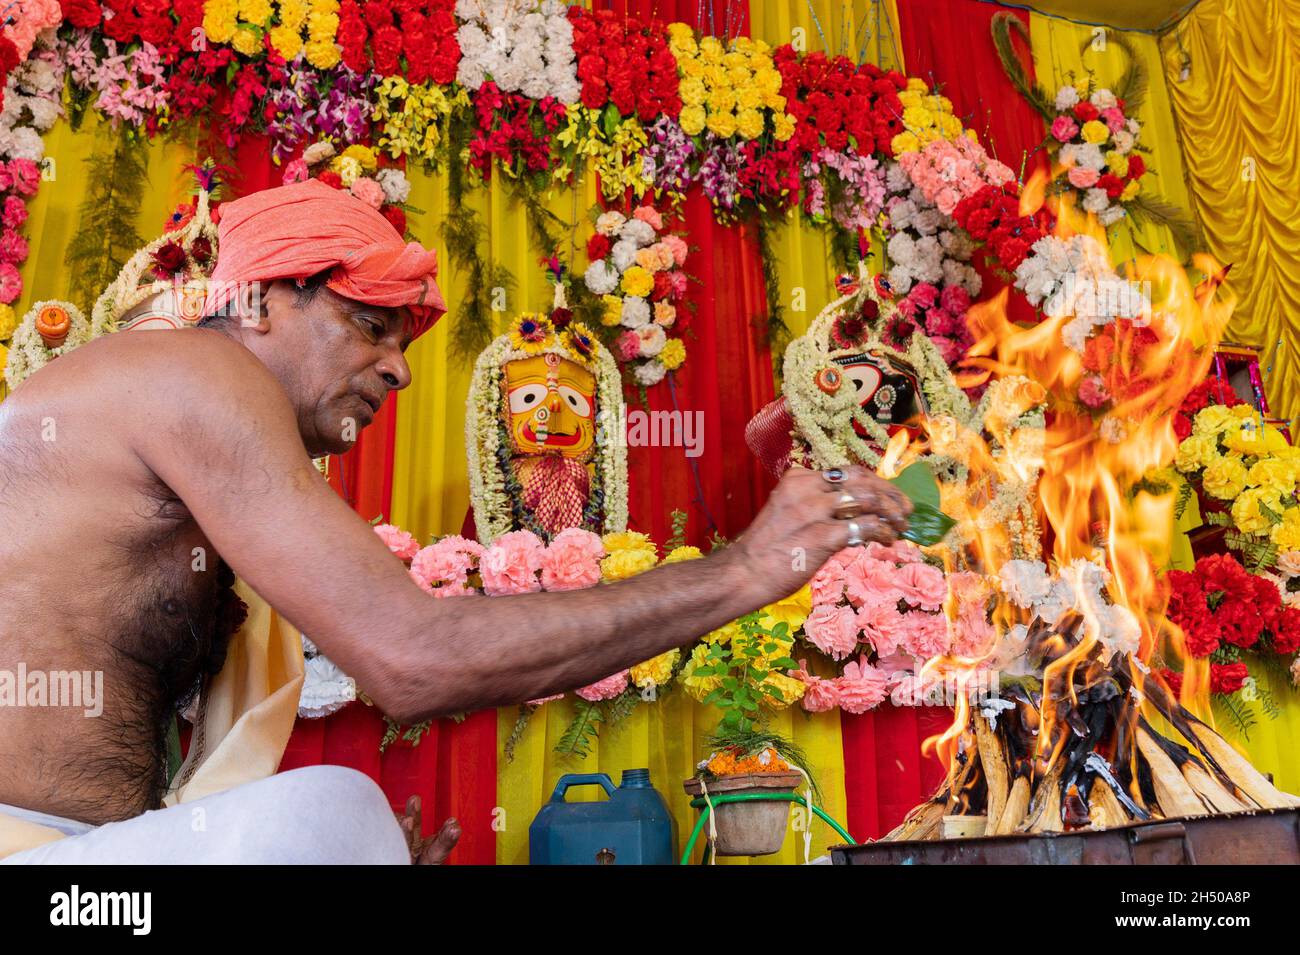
[[998, 559, 1052, 609], [1089, 88, 1117, 110], [26, 97, 61, 132], [583, 259, 620, 296], [887, 264, 914, 295], [1112, 130, 1136, 154], [457, 57, 487, 90], [636, 323, 667, 357], [1098, 205, 1126, 226], [913, 208, 942, 236], [1082, 188, 1109, 214], [374, 168, 411, 205], [595, 211, 626, 235], [620, 296, 650, 328], [8, 126, 44, 162], [634, 359, 666, 387], [884, 160, 911, 192], [610, 239, 639, 273], [619, 218, 656, 246], [1054, 85, 1080, 111], [1074, 143, 1106, 171]]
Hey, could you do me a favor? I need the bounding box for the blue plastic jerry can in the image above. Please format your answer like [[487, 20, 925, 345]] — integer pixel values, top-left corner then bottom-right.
[[529, 768, 676, 865]]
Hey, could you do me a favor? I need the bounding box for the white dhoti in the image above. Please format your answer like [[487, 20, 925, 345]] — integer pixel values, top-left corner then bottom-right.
[[1, 766, 410, 865]]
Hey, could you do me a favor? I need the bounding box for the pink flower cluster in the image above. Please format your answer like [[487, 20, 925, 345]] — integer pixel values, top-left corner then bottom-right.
[[0, 159, 38, 305], [372, 523, 616, 703], [895, 281, 974, 366], [897, 137, 1014, 216], [790, 542, 994, 714]]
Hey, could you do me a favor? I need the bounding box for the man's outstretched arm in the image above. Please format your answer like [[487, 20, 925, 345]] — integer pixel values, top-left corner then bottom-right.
[[134, 333, 910, 722]]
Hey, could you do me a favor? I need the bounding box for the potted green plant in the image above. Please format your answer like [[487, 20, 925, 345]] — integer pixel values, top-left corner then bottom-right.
[[683, 613, 818, 857]]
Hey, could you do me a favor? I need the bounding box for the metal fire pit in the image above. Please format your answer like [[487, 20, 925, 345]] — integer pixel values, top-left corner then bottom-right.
[[830, 808, 1300, 865]]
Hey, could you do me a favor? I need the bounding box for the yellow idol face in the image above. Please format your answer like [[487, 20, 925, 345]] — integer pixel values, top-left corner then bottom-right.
[[504, 353, 597, 459]]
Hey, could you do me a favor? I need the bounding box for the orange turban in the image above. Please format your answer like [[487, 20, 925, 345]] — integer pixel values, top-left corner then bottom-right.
[[204, 180, 446, 339]]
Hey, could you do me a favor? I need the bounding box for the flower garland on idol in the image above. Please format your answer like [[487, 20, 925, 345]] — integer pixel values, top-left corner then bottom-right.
[[464, 310, 628, 546], [581, 205, 690, 387]]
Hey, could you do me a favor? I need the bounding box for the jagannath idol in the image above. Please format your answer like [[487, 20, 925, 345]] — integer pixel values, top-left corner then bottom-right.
[[747, 261, 1048, 565], [465, 311, 628, 545]]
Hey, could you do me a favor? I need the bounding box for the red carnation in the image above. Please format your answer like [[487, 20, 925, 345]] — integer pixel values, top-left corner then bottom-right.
[[1126, 154, 1146, 180], [1073, 102, 1100, 123], [380, 205, 407, 236], [586, 233, 610, 262], [63, 0, 103, 29], [1210, 661, 1249, 695], [1097, 173, 1125, 199], [1273, 606, 1300, 655], [1160, 668, 1183, 697], [317, 170, 344, 189]]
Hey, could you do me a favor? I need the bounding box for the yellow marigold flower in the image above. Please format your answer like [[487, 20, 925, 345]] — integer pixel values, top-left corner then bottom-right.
[[631, 649, 680, 690], [703, 619, 740, 645], [892, 131, 920, 154], [736, 108, 765, 140], [1106, 151, 1129, 177], [682, 644, 720, 701], [0, 342, 7, 371], [667, 22, 695, 49], [764, 91, 787, 113], [600, 295, 622, 327], [762, 585, 812, 632], [1119, 180, 1140, 201], [706, 109, 738, 139], [1248, 458, 1297, 495], [735, 85, 762, 111], [342, 144, 377, 171], [1231, 486, 1285, 535], [906, 77, 927, 92], [772, 112, 795, 142], [269, 25, 304, 60], [1193, 404, 1236, 436], [902, 106, 933, 131], [703, 63, 728, 88], [680, 105, 706, 136], [602, 548, 659, 581], [230, 26, 261, 56], [939, 113, 965, 139], [305, 37, 340, 69], [239, 0, 273, 23], [722, 50, 748, 70], [1272, 508, 1300, 551], [1081, 120, 1110, 144], [204, 0, 240, 43], [1202, 455, 1248, 500], [659, 338, 686, 371], [1225, 422, 1290, 457], [679, 55, 704, 78], [661, 544, 702, 564], [1175, 433, 1219, 473], [898, 89, 922, 108], [706, 88, 737, 114], [761, 671, 806, 709], [679, 77, 706, 107], [0, 303, 16, 340], [699, 36, 723, 62], [620, 265, 654, 298], [727, 65, 752, 88], [603, 530, 656, 555]]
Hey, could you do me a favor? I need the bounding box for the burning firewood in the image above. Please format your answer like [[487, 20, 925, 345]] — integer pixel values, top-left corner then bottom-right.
[[1087, 777, 1128, 828], [975, 715, 1009, 835], [993, 773, 1032, 835], [1136, 727, 1211, 818], [1184, 720, 1300, 811]]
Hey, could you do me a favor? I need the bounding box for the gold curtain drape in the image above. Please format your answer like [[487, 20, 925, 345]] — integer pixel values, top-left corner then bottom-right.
[[1160, 0, 1300, 433]]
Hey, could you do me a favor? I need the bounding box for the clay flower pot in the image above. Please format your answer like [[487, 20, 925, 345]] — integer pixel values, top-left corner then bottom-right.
[[684, 771, 804, 857]]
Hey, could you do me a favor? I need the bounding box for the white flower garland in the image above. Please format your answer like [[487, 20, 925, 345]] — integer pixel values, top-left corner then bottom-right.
[[454, 0, 580, 104], [465, 315, 628, 544]]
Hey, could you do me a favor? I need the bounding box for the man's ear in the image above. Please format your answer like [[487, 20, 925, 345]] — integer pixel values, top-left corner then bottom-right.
[[235, 282, 271, 333]]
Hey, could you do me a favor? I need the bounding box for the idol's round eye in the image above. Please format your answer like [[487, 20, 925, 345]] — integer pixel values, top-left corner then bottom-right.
[[558, 386, 592, 417], [508, 384, 548, 414], [844, 367, 880, 397]]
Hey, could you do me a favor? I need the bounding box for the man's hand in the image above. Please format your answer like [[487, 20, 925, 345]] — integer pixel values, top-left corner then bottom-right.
[[396, 795, 461, 865], [724, 465, 912, 605]]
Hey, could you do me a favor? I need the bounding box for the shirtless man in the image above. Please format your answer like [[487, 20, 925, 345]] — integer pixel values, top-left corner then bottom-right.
[[0, 182, 910, 864]]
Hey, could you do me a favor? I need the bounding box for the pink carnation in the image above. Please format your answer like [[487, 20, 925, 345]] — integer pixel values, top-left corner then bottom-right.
[[791, 660, 840, 713], [576, 669, 629, 701], [0, 262, 21, 304], [810, 551, 852, 605], [614, 329, 642, 361], [1100, 107, 1126, 133], [8, 159, 39, 197], [898, 611, 951, 659], [1051, 115, 1079, 142], [632, 205, 664, 230], [857, 599, 907, 657], [894, 561, 948, 611], [410, 535, 484, 592], [282, 158, 309, 184], [661, 234, 688, 266], [1067, 165, 1099, 189], [2, 197, 27, 230], [952, 606, 995, 657], [350, 177, 386, 209], [1078, 374, 1111, 409], [0, 228, 28, 266], [541, 528, 605, 591], [803, 604, 861, 660], [373, 523, 420, 561], [480, 530, 545, 596], [843, 554, 902, 608], [834, 658, 891, 714]]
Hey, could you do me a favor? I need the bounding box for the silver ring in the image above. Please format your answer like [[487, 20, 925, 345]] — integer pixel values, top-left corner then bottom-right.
[[832, 492, 863, 520], [822, 467, 846, 485], [846, 520, 864, 546]]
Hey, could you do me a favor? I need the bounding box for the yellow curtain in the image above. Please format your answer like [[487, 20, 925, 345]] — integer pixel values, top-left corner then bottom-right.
[[1029, 15, 1195, 265], [1160, 0, 1300, 433]]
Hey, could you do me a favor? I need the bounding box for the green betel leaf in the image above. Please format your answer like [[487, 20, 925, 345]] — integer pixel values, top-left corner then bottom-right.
[[889, 462, 957, 546]]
